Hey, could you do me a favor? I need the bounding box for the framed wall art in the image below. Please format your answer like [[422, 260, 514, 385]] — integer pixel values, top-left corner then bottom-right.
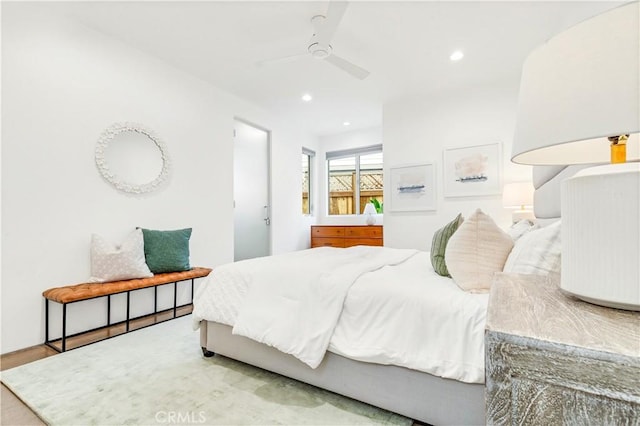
[[443, 143, 501, 197], [389, 163, 437, 212]]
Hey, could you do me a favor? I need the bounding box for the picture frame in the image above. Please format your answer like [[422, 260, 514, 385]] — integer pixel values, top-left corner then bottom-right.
[[443, 143, 501, 197], [389, 163, 437, 212]]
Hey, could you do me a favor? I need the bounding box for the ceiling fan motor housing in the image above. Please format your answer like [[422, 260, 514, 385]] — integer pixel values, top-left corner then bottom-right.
[[309, 14, 332, 59], [308, 41, 332, 59]]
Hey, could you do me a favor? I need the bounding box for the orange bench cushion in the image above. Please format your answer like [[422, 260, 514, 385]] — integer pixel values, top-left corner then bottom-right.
[[43, 267, 212, 304]]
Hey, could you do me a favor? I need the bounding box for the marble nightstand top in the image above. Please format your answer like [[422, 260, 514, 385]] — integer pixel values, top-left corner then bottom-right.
[[486, 272, 640, 359]]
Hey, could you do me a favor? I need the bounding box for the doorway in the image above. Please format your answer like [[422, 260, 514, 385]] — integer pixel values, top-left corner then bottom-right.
[[233, 119, 271, 261]]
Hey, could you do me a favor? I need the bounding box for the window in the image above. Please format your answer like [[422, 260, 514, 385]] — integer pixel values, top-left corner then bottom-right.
[[302, 148, 315, 215], [327, 145, 383, 215]]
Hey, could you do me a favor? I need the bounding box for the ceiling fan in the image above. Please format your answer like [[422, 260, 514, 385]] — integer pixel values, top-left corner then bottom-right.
[[257, 1, 370, 80]]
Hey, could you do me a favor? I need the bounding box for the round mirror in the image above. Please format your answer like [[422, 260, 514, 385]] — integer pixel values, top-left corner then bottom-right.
[[95, 123, 170, 194]]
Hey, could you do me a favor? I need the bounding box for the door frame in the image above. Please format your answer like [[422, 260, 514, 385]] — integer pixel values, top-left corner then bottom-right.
[[233, 116, 272, 257]]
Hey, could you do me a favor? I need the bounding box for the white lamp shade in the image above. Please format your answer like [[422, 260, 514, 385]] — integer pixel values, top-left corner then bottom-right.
[[512, 2, 639, 165], [502, 182, 534, 208]]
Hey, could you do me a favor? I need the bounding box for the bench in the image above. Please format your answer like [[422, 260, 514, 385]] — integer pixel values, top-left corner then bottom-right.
[[43, 267, 212, 352]]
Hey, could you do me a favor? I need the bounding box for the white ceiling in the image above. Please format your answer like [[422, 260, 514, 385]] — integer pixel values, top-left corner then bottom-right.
[[51, 1, 622, 136]]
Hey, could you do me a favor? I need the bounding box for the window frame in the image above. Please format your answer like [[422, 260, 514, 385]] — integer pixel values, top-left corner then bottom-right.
[[326, 144, 383, 216], [302, 147, 315, 216]]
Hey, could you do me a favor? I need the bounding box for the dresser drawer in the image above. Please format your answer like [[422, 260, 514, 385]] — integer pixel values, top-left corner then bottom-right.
[[311, 226, 345, 238], [344, 238, 383, 247], [311, 237, 346, 248], [310, 225, 383, 249], [345, 226, 382, 238]]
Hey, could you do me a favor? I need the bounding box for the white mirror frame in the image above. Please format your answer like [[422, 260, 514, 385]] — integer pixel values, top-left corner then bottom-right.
[[95, 122, 171, 194]]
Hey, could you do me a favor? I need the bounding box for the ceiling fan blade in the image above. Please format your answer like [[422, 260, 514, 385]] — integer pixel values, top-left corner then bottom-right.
[[256, 52, 308, 67], [325, 54, 370, 80], [316, 1, 348, 46]]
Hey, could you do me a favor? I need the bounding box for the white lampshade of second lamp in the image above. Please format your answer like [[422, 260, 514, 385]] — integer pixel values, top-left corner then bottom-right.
[[502, 182, 535, 223], [511, 2, 640, 311]]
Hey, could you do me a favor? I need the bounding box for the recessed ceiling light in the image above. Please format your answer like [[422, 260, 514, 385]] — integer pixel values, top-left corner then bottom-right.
[[301, 93, 313, 102], [343, 121, 351, 126], [450, 50, 464, 61]]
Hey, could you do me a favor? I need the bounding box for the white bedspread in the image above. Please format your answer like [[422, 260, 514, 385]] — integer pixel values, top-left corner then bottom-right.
[[329, 251, 488, 383], [194, 246, 417, 367], [193, 247, 489, 383]]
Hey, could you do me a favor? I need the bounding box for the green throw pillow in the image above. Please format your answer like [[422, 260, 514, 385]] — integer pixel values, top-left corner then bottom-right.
[[140, 228, 192, 274], [430, 214, 463, 277]]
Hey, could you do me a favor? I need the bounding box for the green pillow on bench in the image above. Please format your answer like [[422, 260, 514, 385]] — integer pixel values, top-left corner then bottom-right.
[[140, 228, 192, 274]]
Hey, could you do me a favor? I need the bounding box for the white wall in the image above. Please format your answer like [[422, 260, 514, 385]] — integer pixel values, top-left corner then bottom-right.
[[1, 5, 316, 353], [269, 124, 319, 253], [317, 127, 383, 225], [383, 84, 532, 250]]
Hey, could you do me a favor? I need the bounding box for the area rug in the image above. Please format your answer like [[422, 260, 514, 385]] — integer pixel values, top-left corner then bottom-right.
[[1, 316, 410, 425]]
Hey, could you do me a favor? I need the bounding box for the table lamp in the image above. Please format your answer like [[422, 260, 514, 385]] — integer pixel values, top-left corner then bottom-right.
[[502, 182, 535, 223], [512, 2, 639, 310]]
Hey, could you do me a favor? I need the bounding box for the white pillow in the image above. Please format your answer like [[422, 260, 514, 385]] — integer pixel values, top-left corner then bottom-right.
[[445, 209, 514, 293], [90, 229, 153, 282], [503, 220, 561, 275], [507, 219, 537, 242]]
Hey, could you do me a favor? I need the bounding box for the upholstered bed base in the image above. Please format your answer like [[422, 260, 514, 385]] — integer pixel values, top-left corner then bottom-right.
[[200, 320, 485, 425]]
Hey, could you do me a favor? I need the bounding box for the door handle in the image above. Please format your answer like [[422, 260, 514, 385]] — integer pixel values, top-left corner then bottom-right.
[[263, 205, 271, 226]]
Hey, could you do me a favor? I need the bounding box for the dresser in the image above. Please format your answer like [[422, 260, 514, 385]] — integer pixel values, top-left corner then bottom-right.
[[310, 225, 383, 248], [486, 273, 640, 425]]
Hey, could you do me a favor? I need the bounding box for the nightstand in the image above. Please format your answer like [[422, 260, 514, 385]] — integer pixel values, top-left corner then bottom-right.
[[485, 273, 640, 424]]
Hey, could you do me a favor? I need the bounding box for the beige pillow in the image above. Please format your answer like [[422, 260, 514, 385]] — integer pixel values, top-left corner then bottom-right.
[[445, 209, 514, 293]]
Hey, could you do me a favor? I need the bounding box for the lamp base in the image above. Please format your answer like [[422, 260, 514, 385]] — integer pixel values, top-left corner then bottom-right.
[[561, 162, 640, 311], [561, 291, 640, 311], [511, 210, 535, 224]]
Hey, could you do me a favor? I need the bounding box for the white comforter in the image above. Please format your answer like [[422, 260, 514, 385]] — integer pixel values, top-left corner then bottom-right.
[[193, 246, 489, 383]]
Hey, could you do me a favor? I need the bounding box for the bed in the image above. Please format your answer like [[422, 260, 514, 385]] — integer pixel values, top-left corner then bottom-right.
[[193, 165, 581, 425]]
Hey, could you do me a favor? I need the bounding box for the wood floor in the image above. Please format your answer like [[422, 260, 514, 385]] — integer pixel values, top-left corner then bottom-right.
[[1, 306, 192, 426]]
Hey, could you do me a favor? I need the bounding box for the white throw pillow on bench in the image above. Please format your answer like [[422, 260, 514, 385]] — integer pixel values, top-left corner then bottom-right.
[[90, 228, 153, 282]]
